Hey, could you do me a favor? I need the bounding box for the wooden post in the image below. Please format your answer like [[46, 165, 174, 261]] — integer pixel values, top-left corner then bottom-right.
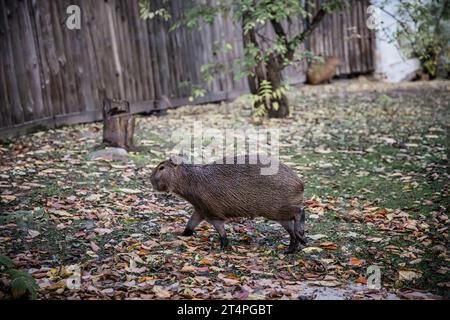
[[102, 98, 136, 151]]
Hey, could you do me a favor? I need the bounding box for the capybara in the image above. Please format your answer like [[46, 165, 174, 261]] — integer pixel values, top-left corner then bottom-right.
[[306, 56, 341, 85], [150, 155, 306, 253]]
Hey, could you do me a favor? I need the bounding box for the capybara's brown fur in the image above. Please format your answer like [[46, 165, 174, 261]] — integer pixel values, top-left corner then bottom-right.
[[150, 155, 306, 253], [306, 56, 341, 85]]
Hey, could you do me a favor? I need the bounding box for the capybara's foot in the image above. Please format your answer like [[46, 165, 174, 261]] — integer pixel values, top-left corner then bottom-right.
[[181, 228, 194, 236], [296, 233, 308, 246], [283, 238, 300, 254], [220, 237, 231, 251], [221, 245, 232, 252], [282, 248, 298, 254]]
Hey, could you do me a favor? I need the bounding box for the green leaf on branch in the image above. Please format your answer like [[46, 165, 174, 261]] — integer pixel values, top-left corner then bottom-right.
[[0, 255, 14, 269]]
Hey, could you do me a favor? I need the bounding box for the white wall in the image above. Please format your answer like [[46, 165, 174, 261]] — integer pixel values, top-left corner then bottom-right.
[[372, 0, 421, 83]]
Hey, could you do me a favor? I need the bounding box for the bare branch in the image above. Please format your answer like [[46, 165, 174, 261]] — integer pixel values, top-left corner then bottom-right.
[[287, 7, 326, 59]]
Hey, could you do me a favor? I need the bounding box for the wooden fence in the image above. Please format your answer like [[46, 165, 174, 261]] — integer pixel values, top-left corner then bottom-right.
[[0, 0, 374, 138]]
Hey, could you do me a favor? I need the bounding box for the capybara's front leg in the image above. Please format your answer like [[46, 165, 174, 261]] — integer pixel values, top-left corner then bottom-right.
[[181, 211, 204, 236]]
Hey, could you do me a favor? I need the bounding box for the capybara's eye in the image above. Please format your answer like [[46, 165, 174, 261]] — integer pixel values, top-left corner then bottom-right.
[[159, 165, 165, 171]]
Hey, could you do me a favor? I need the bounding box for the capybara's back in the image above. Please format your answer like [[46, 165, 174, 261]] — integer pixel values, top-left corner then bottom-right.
[[306, 56, 341, 85], [184, 155, 304, 221]]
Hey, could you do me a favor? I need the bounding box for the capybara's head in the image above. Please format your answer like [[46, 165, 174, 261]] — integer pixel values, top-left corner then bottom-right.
[[150, 158, 178, 192], [327, 56, 341, 67]]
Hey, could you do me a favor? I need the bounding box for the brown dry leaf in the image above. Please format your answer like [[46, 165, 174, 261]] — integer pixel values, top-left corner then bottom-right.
[[90, 241, 100, 252], [398, 290, 442, 300], [115, 188, 142, 194], [309, 280, 341, 287], [153, 285, 172, 299], [28, 230, 40, 238], [218, 274, 240, 286], [94, 228, 113, 235], [1, 195, 16, 202], [304, 272, 321, 280], [180, 265, 197, 273], [399, 269, 422, 281]]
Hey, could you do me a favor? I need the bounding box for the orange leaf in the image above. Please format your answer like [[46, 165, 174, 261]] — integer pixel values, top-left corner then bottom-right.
[[349, 257, 364, 267], [319, 242, 338, 250], [355, 277, 367, 284], [199, 258, 213, 265]]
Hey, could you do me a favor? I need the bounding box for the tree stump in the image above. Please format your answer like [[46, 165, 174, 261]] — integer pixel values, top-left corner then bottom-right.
[[102, 98, 136, 151]]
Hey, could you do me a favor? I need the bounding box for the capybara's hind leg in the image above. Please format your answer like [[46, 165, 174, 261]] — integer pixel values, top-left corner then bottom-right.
[[294, 208, 307, 246], [208, 219, 230, 250], [182, 211, 204, 236], [278, 219, 299, 254]]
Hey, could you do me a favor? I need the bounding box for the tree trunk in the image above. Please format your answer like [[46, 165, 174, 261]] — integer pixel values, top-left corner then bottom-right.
[[266, 55, 289, 118], [102, 98, 136, 151], [242, 28, 289, 118]]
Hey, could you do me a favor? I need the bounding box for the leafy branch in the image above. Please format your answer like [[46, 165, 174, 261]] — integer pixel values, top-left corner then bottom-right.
[[0, 255, 39, 300]]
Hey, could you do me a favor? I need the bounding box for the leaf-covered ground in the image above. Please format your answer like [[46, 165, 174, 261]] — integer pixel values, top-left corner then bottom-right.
[[0, 80, 449, 300]]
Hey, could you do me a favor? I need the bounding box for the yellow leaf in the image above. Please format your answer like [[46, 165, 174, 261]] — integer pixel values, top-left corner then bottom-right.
[[45, 281, 66, 291], [302, 247, 323, 253], [180, 265, 197, 273], [399, 269, 422, 281]]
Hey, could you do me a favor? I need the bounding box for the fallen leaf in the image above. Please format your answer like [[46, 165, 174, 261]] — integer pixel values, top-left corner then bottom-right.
[[308, 234, 327, 240], [302, 247, 323, 253], [115, 188, 142, 194], [180, 265, 197, 273], [355, 277, 367, 284], [28, 230, 40, 238], [349, 257, 365, 267], [85, 194, 101, 202], [309, 280, 341, 287], [44, 281, 66, 291], [153, 285, 172, 298], [366, 237, 383, 243], [199, 258, 214, 265], [90, 241, 100, 252], [319, 242, 338, 250], [94, 228, 113, 235], [1, 195, 16, 202], [399, 269, 422, 281]]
